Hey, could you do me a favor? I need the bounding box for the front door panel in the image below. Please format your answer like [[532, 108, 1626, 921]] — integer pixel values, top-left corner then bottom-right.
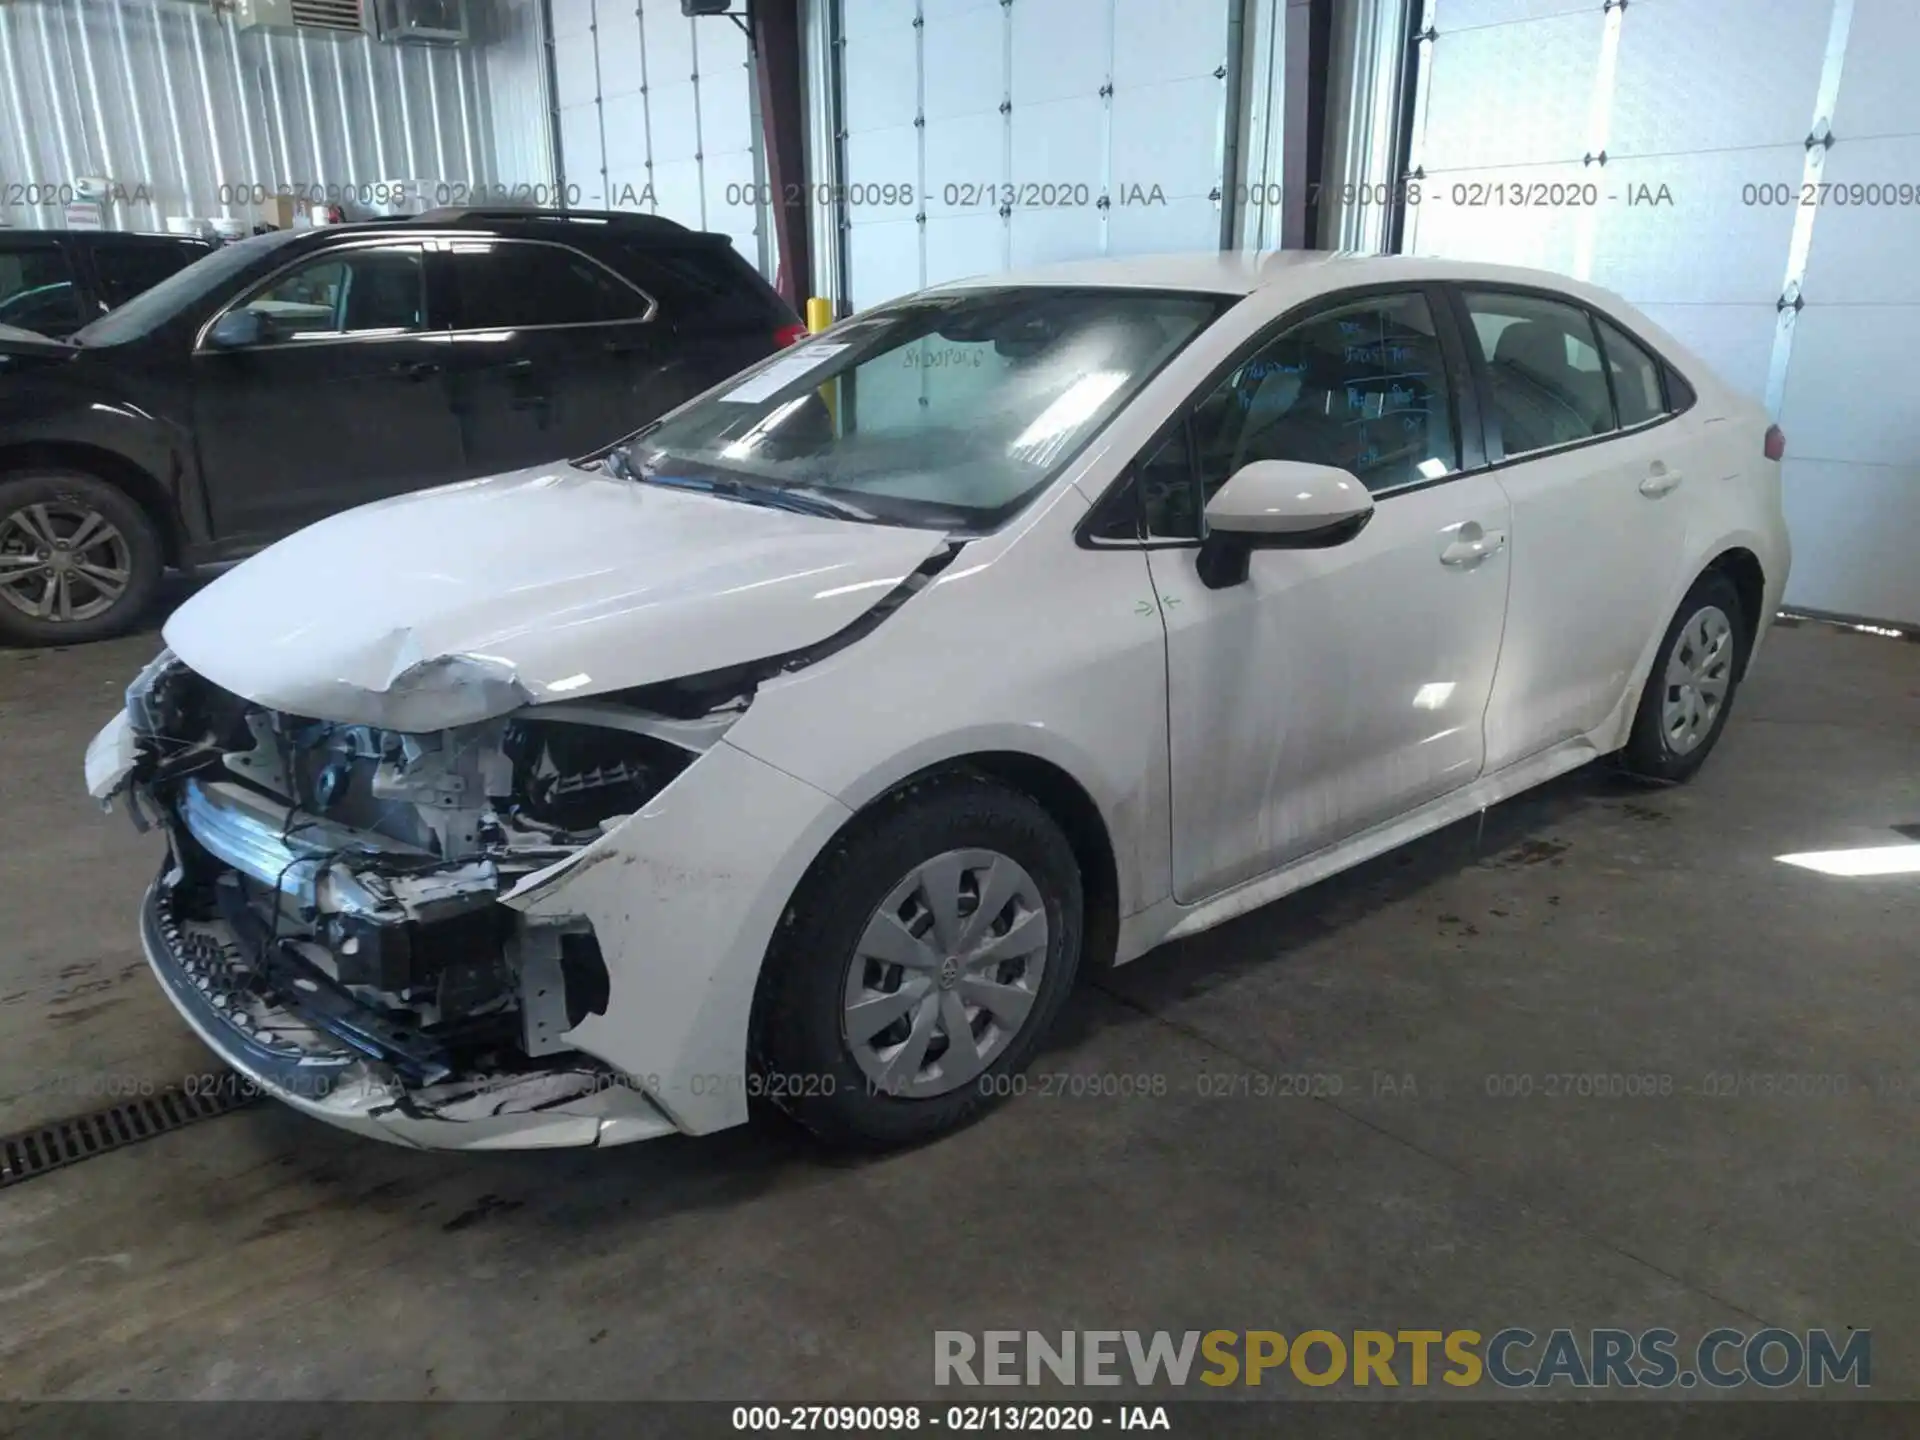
[[1149, 474, 1512, 902], [192, 241, 463, 544]]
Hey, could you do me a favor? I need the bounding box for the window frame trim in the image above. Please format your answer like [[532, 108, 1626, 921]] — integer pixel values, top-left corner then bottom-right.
[[1076, 279, 1485, 552], [191, 234, 662, 354]]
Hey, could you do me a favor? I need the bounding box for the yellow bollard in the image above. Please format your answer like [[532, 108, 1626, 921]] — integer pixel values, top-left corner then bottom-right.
[[805, 297, 839, 431]]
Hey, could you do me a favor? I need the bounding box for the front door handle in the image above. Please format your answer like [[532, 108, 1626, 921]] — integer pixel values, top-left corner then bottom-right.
[[1639, 464, 1683, 497], [1441, 528, 1506, 567], [389, 359, 441, 381]]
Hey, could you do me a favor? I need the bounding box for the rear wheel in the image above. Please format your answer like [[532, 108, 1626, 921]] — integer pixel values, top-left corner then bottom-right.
[[1621, 569, 1749, 782], [752, 773, 1084, 1149], [0, 470, 164, 646]]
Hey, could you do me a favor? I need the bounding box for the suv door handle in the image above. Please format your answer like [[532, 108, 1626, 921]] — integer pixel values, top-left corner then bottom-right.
[[389, 359, 441, 380], [1639, 464, 1682, 497], [1440, 529, 1506, 566]]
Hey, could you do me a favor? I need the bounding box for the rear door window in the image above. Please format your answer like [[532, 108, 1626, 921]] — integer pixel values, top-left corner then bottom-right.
[[445, 240, 652, 329], [0, 241, 84, 333], [1461, 290, 1617, 457]]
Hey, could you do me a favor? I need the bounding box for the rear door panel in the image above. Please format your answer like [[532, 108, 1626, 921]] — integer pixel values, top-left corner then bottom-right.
[[1455, 285, 1693, 770], [442, 238, 673, 470]]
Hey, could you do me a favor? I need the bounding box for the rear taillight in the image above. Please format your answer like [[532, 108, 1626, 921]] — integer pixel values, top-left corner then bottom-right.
[[1764, 424, 1786, 461], [774, 322, 808, 348]]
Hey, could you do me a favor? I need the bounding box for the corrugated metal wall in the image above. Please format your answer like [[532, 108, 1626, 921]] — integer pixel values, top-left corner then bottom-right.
[[0, 0, 553, 233]]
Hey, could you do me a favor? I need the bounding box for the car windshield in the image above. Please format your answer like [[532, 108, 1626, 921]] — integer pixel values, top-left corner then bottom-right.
[[620, 287, 1228, 530], [74, 230, 303, 346]]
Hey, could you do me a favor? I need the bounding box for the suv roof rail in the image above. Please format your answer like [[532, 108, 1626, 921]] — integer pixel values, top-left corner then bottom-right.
[[409, 206, 699, 235]]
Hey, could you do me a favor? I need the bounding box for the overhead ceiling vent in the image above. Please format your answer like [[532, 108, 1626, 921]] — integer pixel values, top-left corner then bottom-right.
[[231, 0, 367, 38]]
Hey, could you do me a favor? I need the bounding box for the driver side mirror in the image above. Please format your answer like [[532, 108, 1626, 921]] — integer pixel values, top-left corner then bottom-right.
[[1196, 460, 1375, 590], [203, 308, 266, 350]]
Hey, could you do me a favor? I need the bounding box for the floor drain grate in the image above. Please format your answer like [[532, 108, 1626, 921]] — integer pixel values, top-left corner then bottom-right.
[[0, 1077, 261, 1189]]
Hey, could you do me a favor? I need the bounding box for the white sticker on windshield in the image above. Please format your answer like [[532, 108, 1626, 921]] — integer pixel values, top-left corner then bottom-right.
[[718, 343, 851, 403]]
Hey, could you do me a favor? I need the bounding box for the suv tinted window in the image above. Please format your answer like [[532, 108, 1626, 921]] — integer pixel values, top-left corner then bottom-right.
[[0, 242, 84, 333], [619, 244, 782, 331], [230, 244, 428, 342], [92, 241, 208, 309], [447, 240, 650, 329], [1463, 290, 1614, 456]]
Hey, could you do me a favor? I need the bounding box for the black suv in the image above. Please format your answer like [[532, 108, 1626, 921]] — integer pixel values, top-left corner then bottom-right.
[[0, 229, 215, 337], [0, 208, 801, 644]]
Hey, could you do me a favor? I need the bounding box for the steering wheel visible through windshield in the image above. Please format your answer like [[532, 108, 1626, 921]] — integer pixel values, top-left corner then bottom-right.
[[622, 287, 1228, 530]]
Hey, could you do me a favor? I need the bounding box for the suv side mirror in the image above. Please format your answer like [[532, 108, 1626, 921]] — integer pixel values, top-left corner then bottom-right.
[[1196, 460, 1375, 589], [204, 308, 266, 350]]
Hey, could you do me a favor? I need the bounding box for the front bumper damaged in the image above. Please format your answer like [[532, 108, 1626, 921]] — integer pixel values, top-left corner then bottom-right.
[[96, 646, 857, 1151], [100, 653, 711, 1149], [138, 861, 679, 1151]]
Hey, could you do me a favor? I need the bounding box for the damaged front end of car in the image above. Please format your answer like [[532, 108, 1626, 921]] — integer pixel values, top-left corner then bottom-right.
[[93, 646, 746, 1149]]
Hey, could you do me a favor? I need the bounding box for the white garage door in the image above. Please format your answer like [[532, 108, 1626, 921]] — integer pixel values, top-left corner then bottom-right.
[[550, 0, 770, 272], [1404, 0, 1920, 627], [839, 0, 1236, 311]]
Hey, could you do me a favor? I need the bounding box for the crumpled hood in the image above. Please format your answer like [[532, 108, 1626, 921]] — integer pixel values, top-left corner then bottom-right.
[[164, 462, 950, 728]]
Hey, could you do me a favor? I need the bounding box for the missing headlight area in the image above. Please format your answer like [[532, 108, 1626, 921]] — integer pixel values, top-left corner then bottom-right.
[[119, 655, 717, 1121]]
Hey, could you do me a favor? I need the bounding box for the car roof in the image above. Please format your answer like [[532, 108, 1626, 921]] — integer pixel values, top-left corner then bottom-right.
[[930, 250, 1631, 310]]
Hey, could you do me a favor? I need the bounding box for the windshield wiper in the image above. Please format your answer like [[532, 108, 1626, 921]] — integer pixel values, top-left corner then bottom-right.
[[641, 471, 880, 523]]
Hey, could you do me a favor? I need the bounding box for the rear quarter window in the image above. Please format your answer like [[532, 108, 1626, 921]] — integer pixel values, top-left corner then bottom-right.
[[616, 244, 791, 333]]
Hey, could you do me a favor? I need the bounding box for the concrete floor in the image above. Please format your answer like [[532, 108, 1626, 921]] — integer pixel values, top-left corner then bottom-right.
[[2, 612, 1917, 1402]]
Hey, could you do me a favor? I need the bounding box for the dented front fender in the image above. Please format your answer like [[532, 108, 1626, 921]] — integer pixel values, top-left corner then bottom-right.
[[501, 738, 853, 1135]]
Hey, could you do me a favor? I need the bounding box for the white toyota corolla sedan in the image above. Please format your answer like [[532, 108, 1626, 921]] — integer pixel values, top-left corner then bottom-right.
[[85, 251, 1789, 1152]]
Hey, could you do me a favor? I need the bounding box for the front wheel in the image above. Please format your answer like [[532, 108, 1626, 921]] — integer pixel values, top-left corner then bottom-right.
[[1621, 570, 1749, 782], [0, 471, 165, 646], [752, 773, 1084, 1149]]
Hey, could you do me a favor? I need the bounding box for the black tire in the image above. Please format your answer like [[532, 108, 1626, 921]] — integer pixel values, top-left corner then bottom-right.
[[1621, 569, 1749, 783], [751, 771, 1084, 1150], [0, 469, 164, 646]]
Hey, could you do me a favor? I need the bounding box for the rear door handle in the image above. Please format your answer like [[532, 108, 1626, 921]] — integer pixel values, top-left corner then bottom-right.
[[389, 359, 441, 381], [1639, 465, 1683, 497], [1441, 528, 1506, 567]]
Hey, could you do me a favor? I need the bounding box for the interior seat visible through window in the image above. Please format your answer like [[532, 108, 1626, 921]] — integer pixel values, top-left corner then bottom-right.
[[1464, 290, 1618, 457], [1138, 290, 1461, 539]]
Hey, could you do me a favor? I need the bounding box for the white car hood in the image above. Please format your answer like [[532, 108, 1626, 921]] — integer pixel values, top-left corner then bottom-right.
[[164, 462, 950, 729]]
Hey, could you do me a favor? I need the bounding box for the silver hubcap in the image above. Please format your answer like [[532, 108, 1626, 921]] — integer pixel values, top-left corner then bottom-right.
[[842, 848, 1050, 1099], [0, 501, 132, 623], [1662, 604, 1734, 756]]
